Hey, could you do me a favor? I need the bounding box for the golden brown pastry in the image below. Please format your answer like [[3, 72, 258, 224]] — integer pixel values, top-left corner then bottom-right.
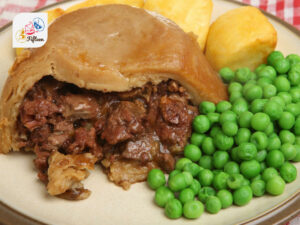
[[205, 6, 277, 71], [0, 5, 227, 199]]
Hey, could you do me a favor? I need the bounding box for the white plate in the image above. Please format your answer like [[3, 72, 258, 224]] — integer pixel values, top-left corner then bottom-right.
[[0, 1, 299, 225]]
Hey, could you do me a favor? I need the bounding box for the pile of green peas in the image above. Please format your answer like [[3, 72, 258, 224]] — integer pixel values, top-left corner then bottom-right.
[[147, 51, 300, 219]]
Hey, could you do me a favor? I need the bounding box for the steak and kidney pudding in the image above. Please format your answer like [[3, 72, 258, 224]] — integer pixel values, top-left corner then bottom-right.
[[0, 5, 227, 200]]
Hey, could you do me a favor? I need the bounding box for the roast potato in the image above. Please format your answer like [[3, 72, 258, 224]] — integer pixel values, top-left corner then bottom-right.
[[144, 0, 213, 50], [205, 6, 277, 71]]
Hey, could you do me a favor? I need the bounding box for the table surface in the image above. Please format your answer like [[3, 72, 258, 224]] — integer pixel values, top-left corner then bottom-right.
[[0, 0, 299, 224]]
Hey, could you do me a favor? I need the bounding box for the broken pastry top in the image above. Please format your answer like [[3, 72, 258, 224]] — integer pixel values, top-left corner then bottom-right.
[[0, 5, 227, 200]]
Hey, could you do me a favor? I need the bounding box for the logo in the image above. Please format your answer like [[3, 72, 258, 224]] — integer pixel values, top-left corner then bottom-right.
[[13, 13, 47, 48]]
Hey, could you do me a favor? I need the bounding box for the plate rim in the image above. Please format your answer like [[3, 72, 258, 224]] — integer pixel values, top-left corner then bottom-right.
[[0, 0, 299, 224]]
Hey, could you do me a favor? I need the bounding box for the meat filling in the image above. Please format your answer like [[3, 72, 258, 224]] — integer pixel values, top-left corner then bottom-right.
[[17, 76, 197, 196]]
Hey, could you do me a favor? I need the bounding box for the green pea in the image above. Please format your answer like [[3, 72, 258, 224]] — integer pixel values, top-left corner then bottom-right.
[[288, 70, 300, 86], [179, 188, 195, 204], [205, 196, 222, 214], [198, 187, 216, 203], [262, 167, 279, 182], [207, 112, 220, 124], [233, 186, 253, 206], [250, 131, 268, 150], [227, 174, 244, 190], [219, 67, 235, 83], [147, 169, 166, 190], [237, 143, 257, 161], [210, 125, 222, 138], [228, 82, 243, 94], [155, 186, 175, 207], [169, 171, 180, 183], [184, 144, 202, 162], [230, 91, 243, 103], [266, 176, 285, 196], [255, 64, 267, 74], [263, 84, 277, 98], [213, 172, 229, 190], [280, 162, 297, 183], [252, 174, 262, 182], [278, 92, 292, 105], [295, 117, 300, 135], [244, 85, 263, 102], [250, 99, 267, 114], [255, 150, 267, 162], [267, 51, 284, 66], [281, 143, 297, 160], [189, 179, 201, 195], [265, 122, 274, 136], [190, 133, 205, 146], [235, 67, 251, 84], [238, 111, 253, 128], [183, 200, 204, 219], [183, 163, 201, 177], [230, 147, 241, 163], [182, 171, 194, 186], [292, 145, 300, 162], [219, 110, 237, 124], [213, 132, 234, 151], [213, 151, 229, 169], [290, 88, 300, 103], [217, 190, 233, 209], [273, 58, 290, 74], [285, 103, 300, 117], [270, 96, 285, 108], [279, 130, 295, 144], [222, 121, 238, 136], [224, 161, 240, 175], [286, 54, 300, 66], [198, 169, 214, 187], [266, 150, 285, 168], [200, 101, 216, 114], [240, 160, 261, 179], [263, 100, 283, 121], [202, 137, 215, 155], [267, 134, 281, 151], [290, 63, 300, 73], [251, 180, 266, 197], [278, 111, 295, 130], [175, 158, 192, 170], [235, 128, 251, 145], [198, 155, 213, 169], [165, 199, 183, 219], [193, 115, 210, 134], [257, 66, 277, 81], [274, 76, 291, 92], [168, 173, 188, 192], [251, 112, 270, 131], [257, 77, 272, 87], [216, 101, 232, 113], [232, 98, 248, 115]]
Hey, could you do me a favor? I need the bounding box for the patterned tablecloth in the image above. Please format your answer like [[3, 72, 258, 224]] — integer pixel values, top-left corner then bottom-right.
[[0, 0, 299, 224]]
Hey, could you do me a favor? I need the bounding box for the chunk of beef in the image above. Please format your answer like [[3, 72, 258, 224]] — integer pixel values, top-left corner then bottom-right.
[[67, 127, 102, 159], [121, 134, 160, 163], [155, 95, 197, 153], [101, 101, 145, 145], [61, 93, 100, 120], [20, 98, 61, 131]]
